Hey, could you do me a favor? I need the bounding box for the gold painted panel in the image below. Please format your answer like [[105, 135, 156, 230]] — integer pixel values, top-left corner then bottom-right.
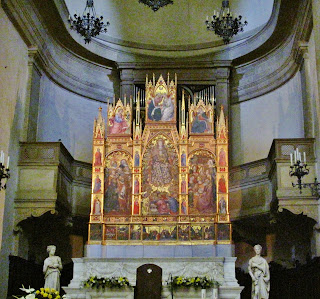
[[104, 151, 132, 215]]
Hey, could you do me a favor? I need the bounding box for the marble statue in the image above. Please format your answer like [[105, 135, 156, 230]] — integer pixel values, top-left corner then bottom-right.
[[248, 244, 270, 299], [43, 245, 63, 291]]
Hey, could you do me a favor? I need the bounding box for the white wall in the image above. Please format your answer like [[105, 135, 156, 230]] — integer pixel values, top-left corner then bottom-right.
[[308, 30, 320, 179], [37, 76, 108, 163], [231, 72, 304, 166], [65, 0, 273, 46], [0, 5, 29, 297]]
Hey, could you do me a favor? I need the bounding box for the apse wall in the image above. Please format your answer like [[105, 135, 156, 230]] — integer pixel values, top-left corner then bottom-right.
[[37, 76, 108, 163], [308, 30, 320, 180], [0, 5, 29, 297], [231, 71, 304, 166]]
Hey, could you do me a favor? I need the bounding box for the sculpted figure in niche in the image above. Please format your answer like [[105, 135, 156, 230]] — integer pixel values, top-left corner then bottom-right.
[[134, 151, 140, 167], [93, 175, 101, 193], [43, 245, 63, 291], [248, 244, 270, 299], [218, 175, 227, 193], [109, 108, 129, 134], [92, 197, 101, 215], [219, 148, 227, 166], [94, 148, 102, 166]]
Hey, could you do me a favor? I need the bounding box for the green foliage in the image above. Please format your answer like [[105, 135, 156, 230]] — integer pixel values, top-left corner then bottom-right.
[[167, 276, 219, 290], [83, 276, 131, 290]]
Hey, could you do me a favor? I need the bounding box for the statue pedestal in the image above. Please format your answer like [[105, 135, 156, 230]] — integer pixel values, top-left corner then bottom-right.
[[64, 245, 243, 299]]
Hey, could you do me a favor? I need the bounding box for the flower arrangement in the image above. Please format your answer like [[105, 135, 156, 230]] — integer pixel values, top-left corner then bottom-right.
[[14, 285, 64, 299], [83, 276, 131, 290], [167, 276, 219, 290]]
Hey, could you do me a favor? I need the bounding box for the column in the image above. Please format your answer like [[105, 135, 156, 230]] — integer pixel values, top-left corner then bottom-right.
[[120, 69, 134, 99], [215, 67, 231, 118], [22, 46, 42, 142], [312, 0, 320, 107], [299, 43, 315, 138], [311, 1, 320, 257]]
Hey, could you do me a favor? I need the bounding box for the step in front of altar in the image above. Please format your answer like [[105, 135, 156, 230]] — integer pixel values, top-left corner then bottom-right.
[[63, 286, 243, 299]]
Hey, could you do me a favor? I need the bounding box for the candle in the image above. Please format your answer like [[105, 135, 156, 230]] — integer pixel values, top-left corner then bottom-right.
[[6, 156, 10, 169], [304, 152, 306, 164], [290, 153, 293, 166], [294, 151, 297, 163], [0, 151, 3, 164]]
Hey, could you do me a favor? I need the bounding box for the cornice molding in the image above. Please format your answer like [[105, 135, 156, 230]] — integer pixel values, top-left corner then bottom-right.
[[2, 0, 313, 104], [231, 0, 312, 103], [2, 0, 118, 102], [30, 0, 282, 63]]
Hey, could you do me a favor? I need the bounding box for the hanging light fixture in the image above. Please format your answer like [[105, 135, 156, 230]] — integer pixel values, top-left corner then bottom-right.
[[68, 0, 110, 44], [205, 0, 247, 44], [139, 0, 173, 12]]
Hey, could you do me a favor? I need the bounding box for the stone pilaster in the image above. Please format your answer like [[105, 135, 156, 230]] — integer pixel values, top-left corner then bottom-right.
[[22, 46, 42, 142], [120, 69, 134, 99], [215, 67, 231, 118], [299, 43, 315, 138]]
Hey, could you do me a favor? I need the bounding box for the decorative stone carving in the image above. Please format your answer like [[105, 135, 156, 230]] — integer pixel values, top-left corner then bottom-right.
[[65, 256, 242, 299]]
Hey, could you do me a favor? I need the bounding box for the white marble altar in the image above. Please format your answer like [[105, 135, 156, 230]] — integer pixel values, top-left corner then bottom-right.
[[64, 245, 243, 299]]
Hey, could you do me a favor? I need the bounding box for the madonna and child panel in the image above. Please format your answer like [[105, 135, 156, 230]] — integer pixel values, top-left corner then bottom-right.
[[141, 136, 179, 215]]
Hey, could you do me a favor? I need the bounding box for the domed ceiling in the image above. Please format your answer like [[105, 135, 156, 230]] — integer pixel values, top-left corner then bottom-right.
[[62, 0, 274, 59]]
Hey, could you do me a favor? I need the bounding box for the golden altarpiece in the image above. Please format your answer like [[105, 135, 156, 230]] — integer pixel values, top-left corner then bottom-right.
[[88, 74, 231, 245], [64, 75, 242, 299]]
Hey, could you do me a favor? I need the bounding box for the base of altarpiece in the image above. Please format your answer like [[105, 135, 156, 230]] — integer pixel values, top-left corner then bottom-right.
[[64, 244, 243, 299], [84, 244, 234, 258]]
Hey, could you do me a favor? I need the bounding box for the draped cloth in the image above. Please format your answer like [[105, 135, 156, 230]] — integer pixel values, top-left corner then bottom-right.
[[248, 256, 270, 299], [43, 255, 62, 291]]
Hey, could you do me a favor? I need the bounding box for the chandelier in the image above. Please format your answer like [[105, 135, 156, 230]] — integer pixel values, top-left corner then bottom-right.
[[68, 0, 109, 44], [139, 0, 173, 12], [205, 0, 247, 44]]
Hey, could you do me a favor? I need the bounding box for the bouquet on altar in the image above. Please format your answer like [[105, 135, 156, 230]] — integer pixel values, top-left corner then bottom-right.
[[83, 276, 131, 290], [168, 276, 219, 289], [14, 285, 65, 299]]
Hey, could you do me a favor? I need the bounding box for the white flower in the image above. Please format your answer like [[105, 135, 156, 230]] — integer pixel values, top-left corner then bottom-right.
[[25, 294, 36, 299], [19, 285, 35, 294]]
